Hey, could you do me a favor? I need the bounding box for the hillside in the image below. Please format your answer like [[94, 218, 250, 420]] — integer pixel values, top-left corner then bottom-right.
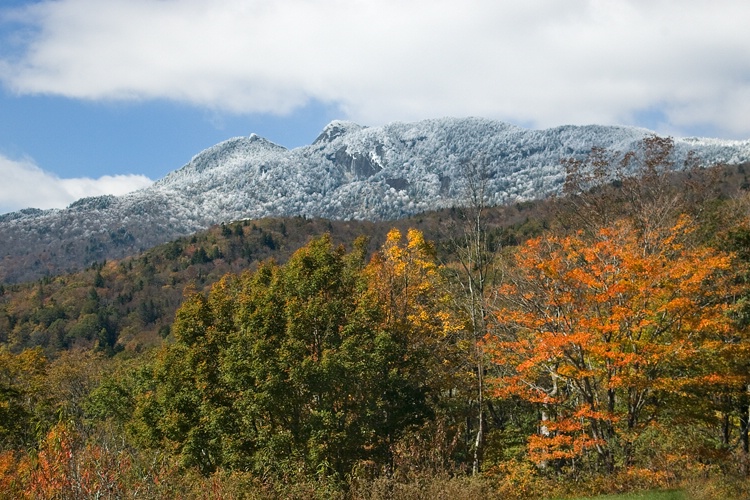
[[2, 117, 750, 283], [0, 194, 569, 357], [2, 158, 747, 358]]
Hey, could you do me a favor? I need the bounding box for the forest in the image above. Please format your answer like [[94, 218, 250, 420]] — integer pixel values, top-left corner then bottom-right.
[[2, 137, 750, 499]]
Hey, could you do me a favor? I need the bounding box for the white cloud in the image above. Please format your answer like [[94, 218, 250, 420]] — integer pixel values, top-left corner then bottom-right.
[[1, 0, 750, 138], [0, 154, 153, 214]]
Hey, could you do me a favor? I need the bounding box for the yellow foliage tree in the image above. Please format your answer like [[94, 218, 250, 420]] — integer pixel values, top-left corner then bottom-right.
[[364, 228, 462, 346]]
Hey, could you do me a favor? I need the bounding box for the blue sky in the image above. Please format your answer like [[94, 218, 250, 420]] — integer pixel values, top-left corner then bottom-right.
[[0, 91, 339, 179], [1, 0, 749, 214]]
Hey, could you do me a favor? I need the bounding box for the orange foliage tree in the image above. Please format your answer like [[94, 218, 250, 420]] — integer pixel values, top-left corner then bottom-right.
[[488, 215, 741, 470]]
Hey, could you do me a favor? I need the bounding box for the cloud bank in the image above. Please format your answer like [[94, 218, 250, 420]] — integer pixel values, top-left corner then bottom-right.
[[0, 154, 153, 214], [1, 0, 750, 139]]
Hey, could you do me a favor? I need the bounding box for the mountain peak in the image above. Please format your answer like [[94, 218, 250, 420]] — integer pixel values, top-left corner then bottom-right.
[[313, 120, 365, 145], [247, 133, 284, 149]]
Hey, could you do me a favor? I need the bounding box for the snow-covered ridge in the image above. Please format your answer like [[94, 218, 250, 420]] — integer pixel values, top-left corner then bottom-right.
[[148, 116, 750, 222], [2, 117, 749, 282]]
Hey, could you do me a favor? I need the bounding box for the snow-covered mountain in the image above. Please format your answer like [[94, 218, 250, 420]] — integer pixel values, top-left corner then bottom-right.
[[2, 117, 750, 283]]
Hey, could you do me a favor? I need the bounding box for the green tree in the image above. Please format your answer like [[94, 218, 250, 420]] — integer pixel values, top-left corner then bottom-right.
[[0, 347, 49, 449], [131, 233, 441, 478]]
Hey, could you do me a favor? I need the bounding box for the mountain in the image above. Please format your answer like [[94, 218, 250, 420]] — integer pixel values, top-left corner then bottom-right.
[[2, 117, 750, 283]]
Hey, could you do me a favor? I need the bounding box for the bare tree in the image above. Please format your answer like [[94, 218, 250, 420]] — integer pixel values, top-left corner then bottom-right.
[[559, 135, 713, 245], [443, 157, 501, 475]]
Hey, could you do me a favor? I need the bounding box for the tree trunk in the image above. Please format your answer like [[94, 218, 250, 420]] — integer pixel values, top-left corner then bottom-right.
[[723, 410, 731, 447], [741, 388, 750, 455], [472, 353, 484, 475]]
